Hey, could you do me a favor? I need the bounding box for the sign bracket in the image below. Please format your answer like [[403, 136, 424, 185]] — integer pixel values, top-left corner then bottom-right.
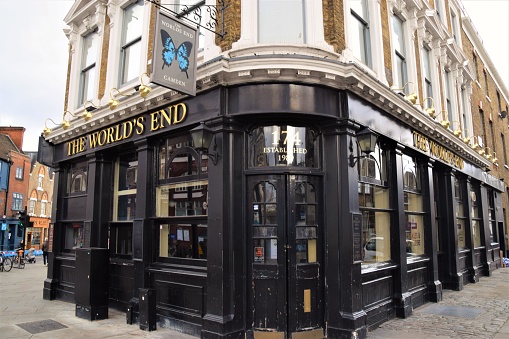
[[145, 0, 228, 38]]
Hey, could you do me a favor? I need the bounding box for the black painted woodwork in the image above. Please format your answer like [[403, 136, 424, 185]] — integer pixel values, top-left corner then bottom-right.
[[74, 248, 109, 320]]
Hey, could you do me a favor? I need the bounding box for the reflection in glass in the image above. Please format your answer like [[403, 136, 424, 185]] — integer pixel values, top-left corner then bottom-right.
[[159, 223, 207, 259]]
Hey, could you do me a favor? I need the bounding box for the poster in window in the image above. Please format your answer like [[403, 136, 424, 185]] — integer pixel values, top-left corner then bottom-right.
[[255, 246, 264, 263], [177, 228, 183, 241], [183, 229, 190, 241], [270, 239, 278, 259]]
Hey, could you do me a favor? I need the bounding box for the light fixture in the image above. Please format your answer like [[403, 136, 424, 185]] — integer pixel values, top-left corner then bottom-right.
[[484, 147, 492, 160], [462, 129, 471, 144], [451, 121, 462, 137], [108, 88, 130, 110], [499, 110, 507, 119], [492, 152, 498, 164], [390, 81, 418, 105], [189, 122, 222, 165], [83, 101, 98, 121], [61, 110, 78, 130], [421, 97, 436, 118], [138, 72, 152, 99], [349, 127, 379, 167], [439, 111, 450, 129], [42, 118, 60, 136]]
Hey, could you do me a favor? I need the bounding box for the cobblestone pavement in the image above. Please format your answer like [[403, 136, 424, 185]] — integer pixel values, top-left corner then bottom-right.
[[368, 269, 509, 339], [1, 258, 508, 338]]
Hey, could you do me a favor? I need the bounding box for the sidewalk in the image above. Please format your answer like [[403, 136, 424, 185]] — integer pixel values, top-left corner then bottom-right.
[[1, 259, 508, 338], [0, 259, 193, 338], [368, 268, 509, 338]]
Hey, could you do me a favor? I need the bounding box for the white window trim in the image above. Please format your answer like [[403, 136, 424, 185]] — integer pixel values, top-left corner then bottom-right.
[[232, 0, 332, 52], [105, 0, 151, 96], [389, 9, 418, 91], [343, 0, 385, 84], [67, 2, 107, 111]]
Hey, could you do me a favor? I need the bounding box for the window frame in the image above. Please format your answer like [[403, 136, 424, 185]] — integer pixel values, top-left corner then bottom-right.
[[119, 0, 144, 86], [15, 167, 23, 180], [12, 192, 23, 211], [78, 29, 98, 106], [392, 15, 408, 90], [258, 0, 305, 44], [349, 0, 371, 67]]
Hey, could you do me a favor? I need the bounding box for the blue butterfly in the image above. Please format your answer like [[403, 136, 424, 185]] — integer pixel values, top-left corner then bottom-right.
[[161, 29, 193, 79]]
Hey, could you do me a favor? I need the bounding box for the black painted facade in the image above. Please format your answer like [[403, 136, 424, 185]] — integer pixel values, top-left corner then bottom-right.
[[40, 83, 506, 338]]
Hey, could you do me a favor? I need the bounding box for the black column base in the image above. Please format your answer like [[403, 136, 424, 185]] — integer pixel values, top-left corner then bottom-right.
[[469, 267, 480, 283], [428, 280, 443, 302], [326, 325, 367, 339], [42, 278, 58, 300], [395, 292, 412, 318], [201, 313, 244, 339], [441, 272, 464, 291], [75, 304, 108, 320]]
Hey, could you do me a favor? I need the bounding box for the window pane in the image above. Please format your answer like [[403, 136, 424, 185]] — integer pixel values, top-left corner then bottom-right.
[[258, 0, 304, 44], [472, 220, 481, 248], [115, 225, 132, 255], [122, 1, 143, 44], [254, 238, 277, 264], [406, 215, 424, 255], [64, 224, 83, 250], [457, 220, 466, 249], [159, 223, 207, 259], [362, 210, 391, 263], [117, 194, 136, 221], [82, 31, 98, 69], [156, 181, 208, 217], [121, 40, 141, 84]]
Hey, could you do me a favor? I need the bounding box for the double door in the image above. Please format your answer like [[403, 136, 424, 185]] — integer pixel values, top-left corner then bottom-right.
[[247, 174, 323, 337]]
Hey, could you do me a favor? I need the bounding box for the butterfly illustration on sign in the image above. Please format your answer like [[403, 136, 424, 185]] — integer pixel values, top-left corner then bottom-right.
[[160, 29, 193, 79]]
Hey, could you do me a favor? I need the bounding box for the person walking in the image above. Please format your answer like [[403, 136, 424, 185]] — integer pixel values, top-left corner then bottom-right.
[[42, 238, 49, 266]]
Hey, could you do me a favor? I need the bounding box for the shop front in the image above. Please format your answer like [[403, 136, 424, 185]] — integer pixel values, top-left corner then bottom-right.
[[40, 83, 505, 338]]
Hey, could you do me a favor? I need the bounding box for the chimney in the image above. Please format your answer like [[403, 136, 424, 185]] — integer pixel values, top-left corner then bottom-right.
[[0, 126, 25, 151]]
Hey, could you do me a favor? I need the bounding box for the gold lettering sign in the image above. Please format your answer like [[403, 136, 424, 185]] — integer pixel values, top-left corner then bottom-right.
[[67, 103, 188, 156], [412, 131, 464, 169]]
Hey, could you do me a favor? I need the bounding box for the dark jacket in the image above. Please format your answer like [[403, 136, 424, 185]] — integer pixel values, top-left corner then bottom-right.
[[41, 240, 49, 252]]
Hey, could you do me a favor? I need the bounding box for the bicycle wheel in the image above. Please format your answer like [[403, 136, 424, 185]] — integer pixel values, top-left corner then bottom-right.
[[3, 258, 12, 272]]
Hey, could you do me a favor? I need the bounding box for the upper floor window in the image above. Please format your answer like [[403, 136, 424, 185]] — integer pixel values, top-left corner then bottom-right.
[[15, 167, 23, 179], [502, 133, 508, 166], [258, 0, 304, 44], [483, 70, 489, 97], [349, 0, 371, 66], [12, 192, 23, 211], [497, 91, 502, 112], [422, 47, 433, 99], [392, 15, 407, 89], [473, 53, 479, 80], [444, 70, 453, 123], [41, 201, 47, 216], [37, 176, 43, 189], [450, 9, 459, 43], [120, 0, 144, 85], [78, 30, 98, 106]]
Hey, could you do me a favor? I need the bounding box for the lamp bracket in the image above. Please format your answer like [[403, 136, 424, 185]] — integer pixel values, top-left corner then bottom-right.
[[207, 137, 222, 165], [145, 0, 228, 38]]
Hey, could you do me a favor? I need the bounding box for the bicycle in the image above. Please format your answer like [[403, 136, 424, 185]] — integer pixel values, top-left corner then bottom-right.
[[0, 254, 13, 272], [13, 249, 26, 269]]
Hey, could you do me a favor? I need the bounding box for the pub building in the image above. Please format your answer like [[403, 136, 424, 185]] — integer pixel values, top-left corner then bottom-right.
[[38, 1, 506, 338]]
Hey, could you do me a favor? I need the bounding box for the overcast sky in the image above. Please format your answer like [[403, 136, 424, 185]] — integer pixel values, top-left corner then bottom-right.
[[0, 0, 508, 152]]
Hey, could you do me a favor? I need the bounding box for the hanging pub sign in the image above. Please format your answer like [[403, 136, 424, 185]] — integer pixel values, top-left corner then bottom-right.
[[151, 10, 198, 96]]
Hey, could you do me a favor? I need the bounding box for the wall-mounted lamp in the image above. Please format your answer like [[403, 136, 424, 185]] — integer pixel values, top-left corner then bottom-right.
[[189, 122, 222, 166], [421, 97, 436, 118], [499, 110, 507, 119], [83, 101, 98, 121], [349, 127, 379, 167], [136, 73, 152, 99], [390, 81, 418, 105], [108, 88, 130, 110], [484, 147, 492, 160], [451, 121, 462, 137], [42, 118, 60, 136], [462, 129, 471, 144], [61, 110, 80, 130], [492, 152, 498, 164], [439, 111, 450, 129], [471, 136, 483, 151]]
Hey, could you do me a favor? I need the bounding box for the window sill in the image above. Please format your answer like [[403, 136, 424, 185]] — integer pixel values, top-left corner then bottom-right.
[[361, 262, 397, 274]]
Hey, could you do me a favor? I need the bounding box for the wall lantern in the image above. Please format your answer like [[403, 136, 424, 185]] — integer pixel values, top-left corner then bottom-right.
[[42, 118, 59, 136], [391, 81, 418, 105], [451, 121, 462, 137], [421, 97, 436, 119], [440, 111, 450, 129], [83, 101, 98, 121], [189, 122, 221, 165], [108, 88, 130, 110], [349, 127, 378, 167], [136, 73, 152, 99], [499, 110, 507, 119]]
